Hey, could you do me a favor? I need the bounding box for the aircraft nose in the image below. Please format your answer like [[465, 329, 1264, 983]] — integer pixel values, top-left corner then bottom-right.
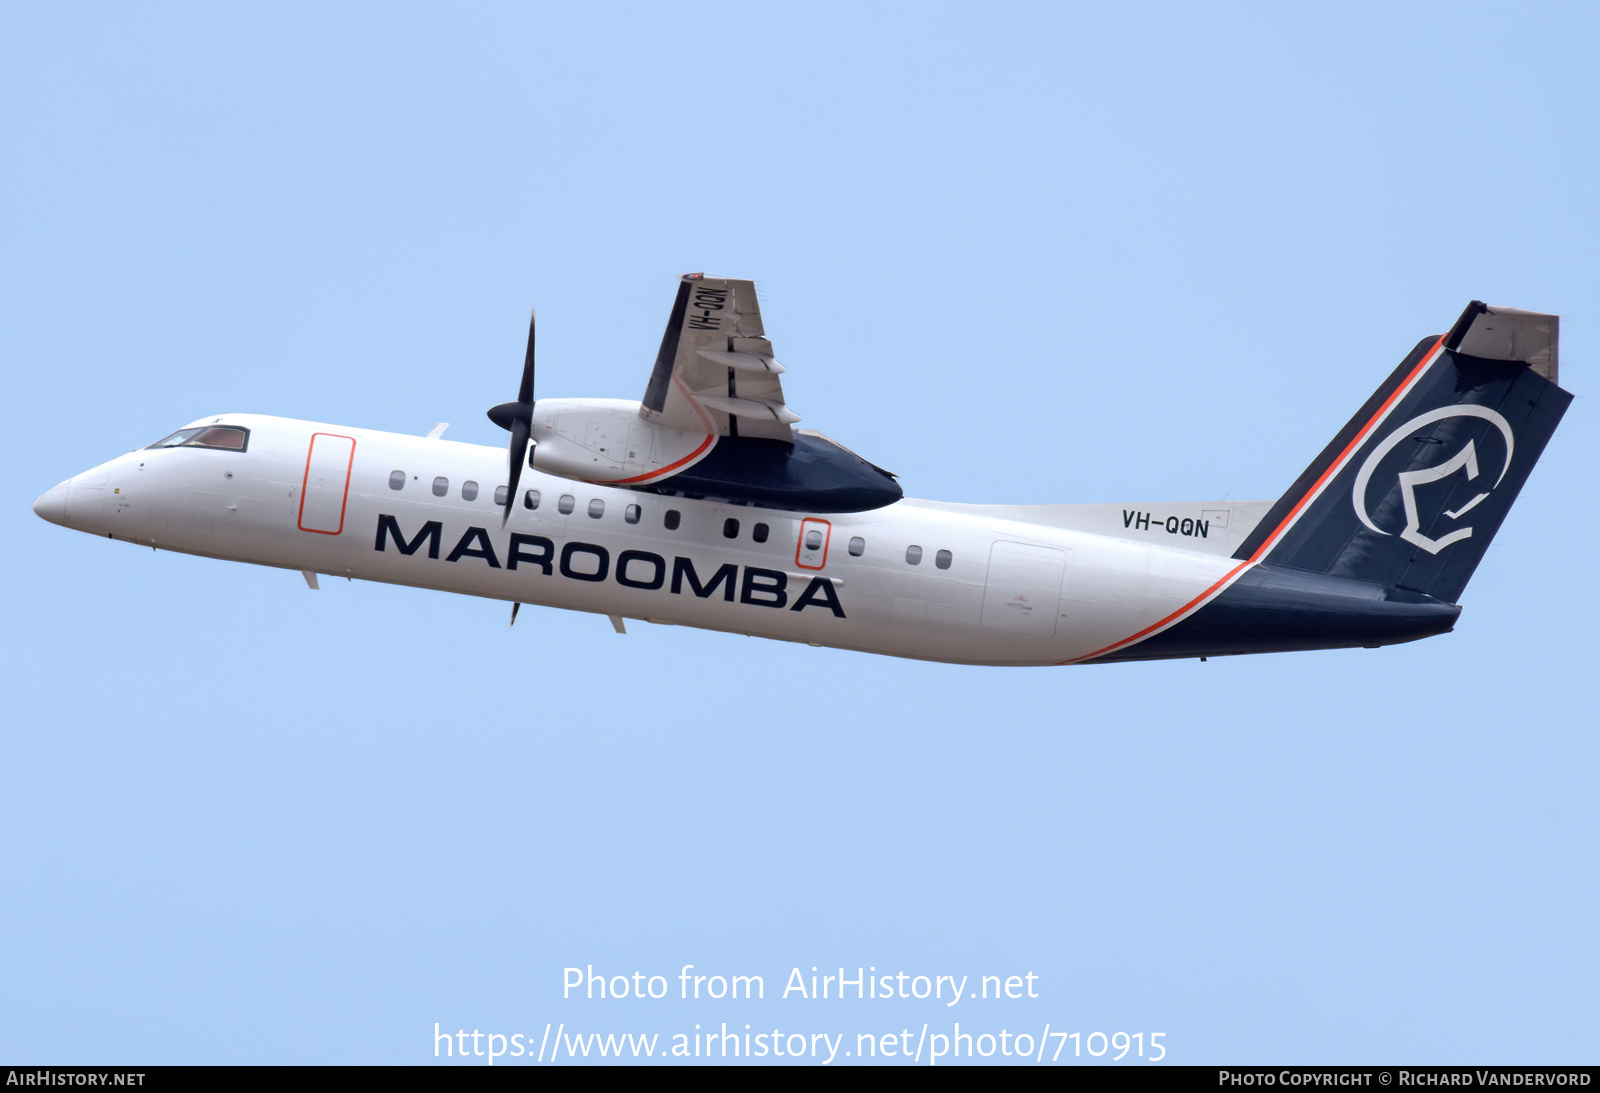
[[33, 480, 70, 526]]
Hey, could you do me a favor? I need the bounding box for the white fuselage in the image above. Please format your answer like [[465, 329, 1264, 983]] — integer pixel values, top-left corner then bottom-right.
[[36, 414, 1273, 666]]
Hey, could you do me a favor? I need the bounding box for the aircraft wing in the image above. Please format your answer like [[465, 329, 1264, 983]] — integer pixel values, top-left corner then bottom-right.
[[640, 274, 798, 443]]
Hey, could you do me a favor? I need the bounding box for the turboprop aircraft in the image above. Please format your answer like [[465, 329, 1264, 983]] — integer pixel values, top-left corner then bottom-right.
[[32, 275, 1571, 666]]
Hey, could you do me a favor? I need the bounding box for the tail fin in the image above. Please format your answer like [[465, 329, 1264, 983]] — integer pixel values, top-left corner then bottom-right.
[[1232, 302, 1571, 603]]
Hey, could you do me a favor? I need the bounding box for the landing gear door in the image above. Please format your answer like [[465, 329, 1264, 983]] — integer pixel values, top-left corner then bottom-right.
[[796, 517, 831, 570]]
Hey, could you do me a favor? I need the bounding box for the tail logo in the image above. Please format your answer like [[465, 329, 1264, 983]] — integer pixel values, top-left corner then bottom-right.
[[1350, 406, 1515, 555]]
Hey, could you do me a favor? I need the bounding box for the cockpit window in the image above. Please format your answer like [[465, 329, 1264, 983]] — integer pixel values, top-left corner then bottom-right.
[[146, 426, 250, 452]]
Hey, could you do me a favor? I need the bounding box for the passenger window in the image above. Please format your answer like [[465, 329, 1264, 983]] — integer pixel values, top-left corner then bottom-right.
[[625, 504, 641, 525], [723, 518, 740, 539], [906, 545, 923, 565], [432, 476, 448, 497], [389, 470, 405, 491], [935, 549, 953, 570], [664, 509, 681, 531], [848, 536, 865, 557], [494, 485, 508, 506], [752, 522, 769, 543], [462, 480, 479, 501], [524, 489, 541, 510], [558, 494, 575, 515], [588, 499, 604, 518]]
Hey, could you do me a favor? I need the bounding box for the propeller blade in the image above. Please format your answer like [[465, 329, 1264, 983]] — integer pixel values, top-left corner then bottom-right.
[[518, 306, 536, 405], [502, 413, 530, 527], [489, 305, 539, 528]]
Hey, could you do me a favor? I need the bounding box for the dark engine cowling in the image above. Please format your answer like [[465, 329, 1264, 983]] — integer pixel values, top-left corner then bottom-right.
[[645, 431, 902, 513]]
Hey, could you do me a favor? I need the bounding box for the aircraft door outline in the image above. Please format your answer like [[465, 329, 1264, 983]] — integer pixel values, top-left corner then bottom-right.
[[298, 432, 356, 535], [796, 517, 831, 570]]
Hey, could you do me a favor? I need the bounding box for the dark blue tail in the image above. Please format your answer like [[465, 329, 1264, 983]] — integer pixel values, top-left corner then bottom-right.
[[1232, 302, 1571, 604]]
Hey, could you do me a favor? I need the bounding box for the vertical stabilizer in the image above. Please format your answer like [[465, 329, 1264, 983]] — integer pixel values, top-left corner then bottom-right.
[[1231, 302, 1571, 603]]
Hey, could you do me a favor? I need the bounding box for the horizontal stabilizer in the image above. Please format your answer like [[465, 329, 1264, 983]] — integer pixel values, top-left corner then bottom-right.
[[1445, 301, 1558, 382]]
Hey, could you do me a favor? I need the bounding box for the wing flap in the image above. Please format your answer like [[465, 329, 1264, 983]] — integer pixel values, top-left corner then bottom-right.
[[693, 394, 802, 423], [697, 348, 786, 374], [643, 274, 797, 442]]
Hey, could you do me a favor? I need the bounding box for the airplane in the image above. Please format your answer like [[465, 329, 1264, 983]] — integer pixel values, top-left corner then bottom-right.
[[32, 275, 1571, 667]]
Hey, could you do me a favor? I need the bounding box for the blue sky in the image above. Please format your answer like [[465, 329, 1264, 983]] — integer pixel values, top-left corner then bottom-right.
[[4, 1, 1595, 1065]]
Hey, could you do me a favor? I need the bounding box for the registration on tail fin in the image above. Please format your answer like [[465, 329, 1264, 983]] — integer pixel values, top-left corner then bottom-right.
[[1232, 302, 1571, 604]]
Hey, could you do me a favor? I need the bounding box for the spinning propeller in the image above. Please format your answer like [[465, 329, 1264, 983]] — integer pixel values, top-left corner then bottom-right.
[[487, 307, 537, 527]]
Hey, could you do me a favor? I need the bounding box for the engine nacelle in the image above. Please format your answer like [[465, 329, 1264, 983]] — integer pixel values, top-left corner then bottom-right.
[[526, 398, 901, 512], [529, 398, 708, 485]]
